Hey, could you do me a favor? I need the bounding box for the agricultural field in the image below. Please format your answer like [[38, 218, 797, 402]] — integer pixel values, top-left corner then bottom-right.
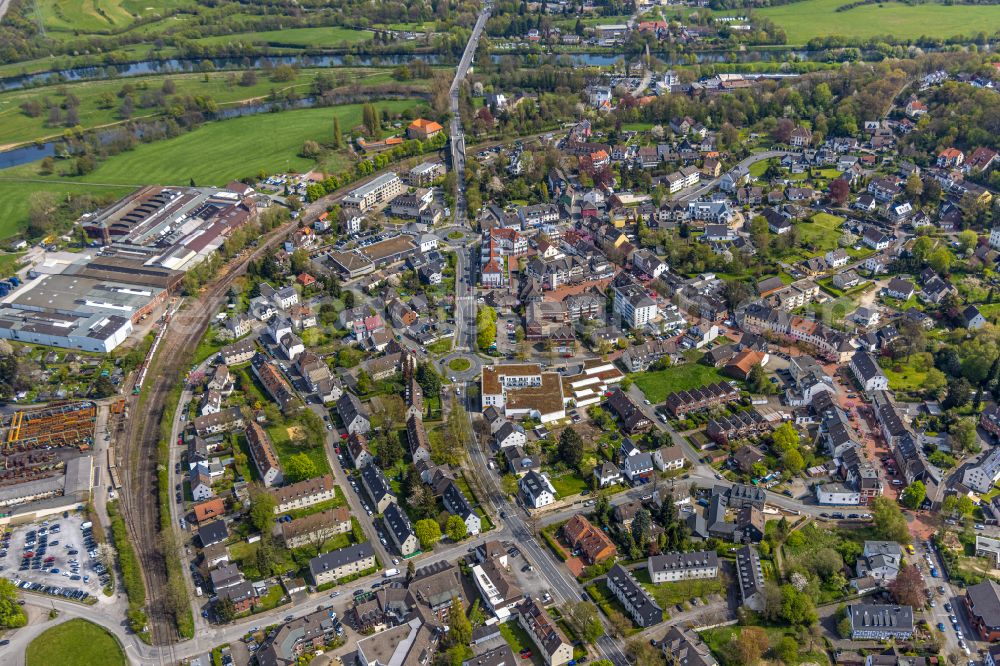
[[195, 27, 373, 48], [0, 99, 420, 236], [3, 100, 419, 186], [0, 68, 415, 149], [35, 0, 191, 35], [726, 0, 1000, 44]]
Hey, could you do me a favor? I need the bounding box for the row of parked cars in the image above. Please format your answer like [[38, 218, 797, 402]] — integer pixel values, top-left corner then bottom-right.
[[9, 579, 90, 602]]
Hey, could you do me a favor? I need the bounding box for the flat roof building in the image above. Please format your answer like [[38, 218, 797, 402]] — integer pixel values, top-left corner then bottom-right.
[[342, 173, 404, 214]]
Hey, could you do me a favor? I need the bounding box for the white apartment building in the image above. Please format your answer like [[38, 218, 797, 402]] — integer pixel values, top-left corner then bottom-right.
[[613, 275, 658, 329], [963, 447, 1000, 493], [341, 172, 404, 214], [647, 551, 719, 583]]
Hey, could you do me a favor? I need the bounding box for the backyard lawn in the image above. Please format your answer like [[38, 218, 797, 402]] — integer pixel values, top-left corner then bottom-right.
[[268, 425, 332, 479], [633, 359, 728, 404], [882, 363, 928, 394], [26, 619, 126, 666], [500, 619, 546, 666], [634, 568, 726, 607], [549, 472, 588, 498], [795, 213, 845, 256], [701, 624, 830, 666]]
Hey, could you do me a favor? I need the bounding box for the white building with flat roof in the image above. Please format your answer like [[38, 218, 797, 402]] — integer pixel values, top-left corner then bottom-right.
[[342, 172, 404, 214]]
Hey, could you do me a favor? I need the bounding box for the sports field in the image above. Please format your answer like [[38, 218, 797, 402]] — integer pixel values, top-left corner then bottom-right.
[[729, 0, 1000, 44]]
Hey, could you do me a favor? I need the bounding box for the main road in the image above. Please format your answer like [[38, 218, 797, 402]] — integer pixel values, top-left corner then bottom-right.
[[461, 383, 631, 666], [448, 4, 490, 352]]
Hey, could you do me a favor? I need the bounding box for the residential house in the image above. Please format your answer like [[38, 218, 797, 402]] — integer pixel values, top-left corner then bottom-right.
[[268, 475, 338, 514], [520, 471, 556, 509], [246, 422, 283, 487], [847, 604, 914, 640], [337, 392, 371, 435], [647, 550, 719, 583], [384, 502, 420, 556], [562, 514, 617, 565], [361, 464, 396, 513], [735, 545, 766, 611], [307, 542, 378, 585], [517, 598, 573, 666], [606, 564, 663, 627]]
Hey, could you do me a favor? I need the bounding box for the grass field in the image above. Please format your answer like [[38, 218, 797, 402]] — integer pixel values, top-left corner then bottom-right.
[[374, 21, 439, 31], [796, 212, 845, 256], [553, 14, 632, 30], [0, 100, 421, 237], [0, 69, 410, 149], [633, 358, 728, 404], [635, 568, 726, 608], [548, 472, 588, 498], [26, 618, 126, 666], [37, 0, 188, 34], [882, 362, 928, 393], [725, 0, 1000, 44], [196, 27, 373, 48], [701, 624, 831, 666], [1, 100, 419, 188], [0, 180, 131, 239]]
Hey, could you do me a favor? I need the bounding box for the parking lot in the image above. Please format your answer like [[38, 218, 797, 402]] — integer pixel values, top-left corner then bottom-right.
[[1, 513, 111, 602]]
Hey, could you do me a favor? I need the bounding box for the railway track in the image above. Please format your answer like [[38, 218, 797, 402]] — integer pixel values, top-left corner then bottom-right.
[[114, 165, 416, 648], [116, 218, 300, 649]]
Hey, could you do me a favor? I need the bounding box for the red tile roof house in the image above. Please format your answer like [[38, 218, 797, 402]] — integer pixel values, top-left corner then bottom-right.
[[937, 147, 965, 168]]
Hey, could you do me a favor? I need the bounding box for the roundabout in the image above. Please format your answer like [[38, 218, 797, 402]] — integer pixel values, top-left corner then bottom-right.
[[439, 351, 481, 381]]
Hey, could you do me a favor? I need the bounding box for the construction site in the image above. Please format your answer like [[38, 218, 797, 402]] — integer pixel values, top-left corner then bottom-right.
[[0, 402, 97, 522]]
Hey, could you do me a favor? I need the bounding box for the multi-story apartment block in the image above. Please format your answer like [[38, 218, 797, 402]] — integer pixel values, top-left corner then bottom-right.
[[341, 173, 404, 214], [647, 550, 719, 583]]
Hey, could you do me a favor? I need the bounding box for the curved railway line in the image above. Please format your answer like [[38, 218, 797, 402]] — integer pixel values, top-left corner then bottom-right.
[[114, 217, 300, 650], [110, 159, 447, 651]]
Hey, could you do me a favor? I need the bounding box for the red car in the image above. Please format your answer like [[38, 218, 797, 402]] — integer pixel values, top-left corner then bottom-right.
[[520, 652, 532, 660]]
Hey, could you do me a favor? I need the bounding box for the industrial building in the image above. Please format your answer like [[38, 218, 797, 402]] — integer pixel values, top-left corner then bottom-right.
[[0, 183, 258, 353], [80, 185, 256, 270]]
